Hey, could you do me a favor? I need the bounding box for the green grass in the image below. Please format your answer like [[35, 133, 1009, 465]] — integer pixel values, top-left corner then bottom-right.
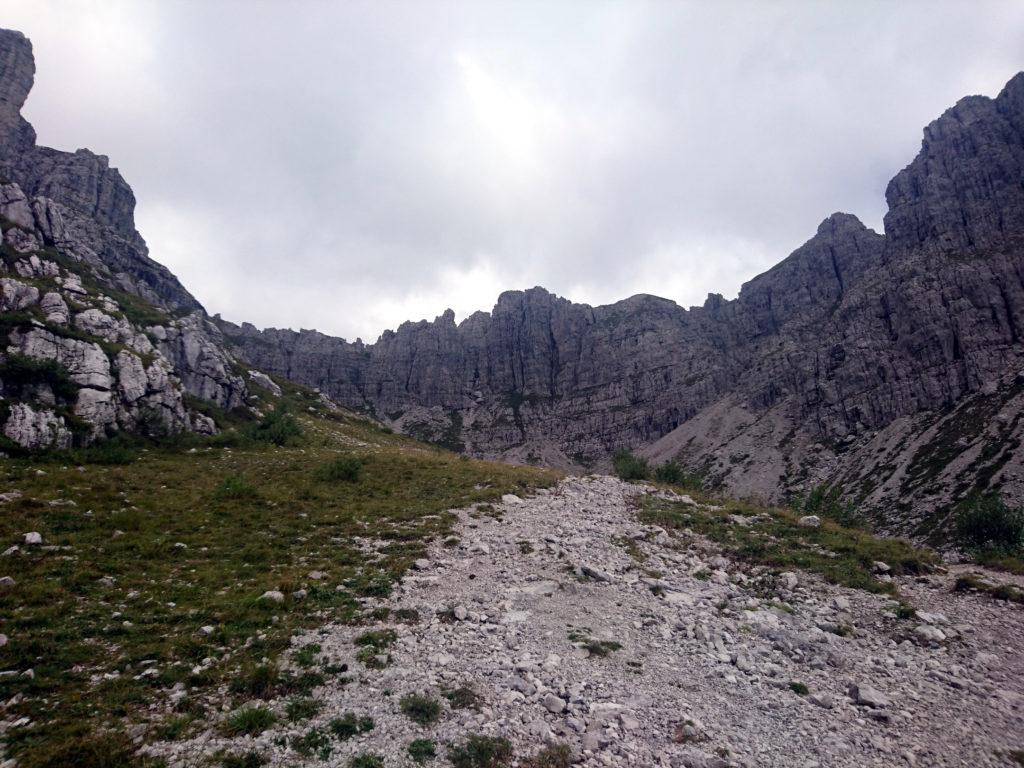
[[408, 738, 438, 763], [350, 754, 385, 768], [286, 697, 321, 722], [448, 735, 514, 768], [222, 706, 276, 737], [567, 628, 621, 657], [219, 751, 267, 768], [0, 410, 557, 767], [522, 744, 573, 768], [954, 573, 1024, 604], [638, 493, 934, 595], [329, 712, 375, 740], [399, 692, 442, 726]]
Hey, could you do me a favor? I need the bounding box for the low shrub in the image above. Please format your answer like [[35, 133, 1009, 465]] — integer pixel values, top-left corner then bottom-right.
[[957, 495, 1024, 552], [400, 692, 442, 726], [612, 449, 649, 481], [329, 712, 375, 740], [252, 404, 303, 446], [408, 739, 437, 763], [449, 735, 514, 768], [316, 455, 363, 482]]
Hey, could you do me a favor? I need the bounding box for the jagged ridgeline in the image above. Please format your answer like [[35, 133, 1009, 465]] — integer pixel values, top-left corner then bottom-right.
[[4, 21, 1024, 537], [220, 72, 1024, 536], [0, 29, 249, 448]]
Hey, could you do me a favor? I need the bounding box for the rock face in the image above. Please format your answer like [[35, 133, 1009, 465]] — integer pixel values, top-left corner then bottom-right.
[[0, 29, 201, 312], [0, 28, 247, 450], [223, 72, 1024, 535]]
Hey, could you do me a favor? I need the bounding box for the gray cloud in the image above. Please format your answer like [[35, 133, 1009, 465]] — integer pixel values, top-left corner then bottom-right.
[[5, 0, 1024, 340]]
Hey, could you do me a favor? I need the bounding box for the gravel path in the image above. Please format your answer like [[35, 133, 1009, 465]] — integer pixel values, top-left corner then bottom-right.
[[155, 476, 1024, 767]]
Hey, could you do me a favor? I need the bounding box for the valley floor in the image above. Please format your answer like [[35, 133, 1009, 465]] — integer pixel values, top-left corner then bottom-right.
[[153, 476, 1024, 768]]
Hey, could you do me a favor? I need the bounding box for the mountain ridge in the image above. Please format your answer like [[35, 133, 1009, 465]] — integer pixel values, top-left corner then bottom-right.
[[3, 24, 1024, 537]]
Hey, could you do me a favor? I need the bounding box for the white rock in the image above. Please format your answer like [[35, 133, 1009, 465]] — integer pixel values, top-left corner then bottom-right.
[[259, 590, 285, 604], [23, 532, 42, 545], [798, 515, 821, 528]]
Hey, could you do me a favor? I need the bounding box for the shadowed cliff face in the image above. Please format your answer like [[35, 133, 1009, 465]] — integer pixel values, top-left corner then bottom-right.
[[221, 72, 1024, 532], [0, 29, 202, 312]]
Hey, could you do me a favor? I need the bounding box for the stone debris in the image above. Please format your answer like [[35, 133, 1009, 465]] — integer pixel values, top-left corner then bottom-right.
[[151, 476, 1024, 768]]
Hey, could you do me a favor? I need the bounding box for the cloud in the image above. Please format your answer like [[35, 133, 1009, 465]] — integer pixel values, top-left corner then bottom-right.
[[5, 0, 1024, 340]]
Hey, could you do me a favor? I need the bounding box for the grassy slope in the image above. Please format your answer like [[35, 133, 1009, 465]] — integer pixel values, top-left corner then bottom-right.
[[0, 396, 558, 767], [639, 485, 935, 596]]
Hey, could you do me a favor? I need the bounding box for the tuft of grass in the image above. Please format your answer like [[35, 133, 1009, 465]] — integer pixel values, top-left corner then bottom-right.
[[638, 495, 934, 595], [442, 685, 481, 710], [408, 739, 438, 763], [955, 573, 1024, 603], [400, 692, 442, 726], [329, 712, 375, 740], [215, 474, 259, 500], [222, 705, 276, 737], [522, 744, 573, 768], [219, 751, 267, 768], [789, 681, 809, 695], [286, 697, 321, 722], [350, 755, 385, 768], [568, 628, 621, 657], [316, 456, 364, 483], [448, 735, 515, 768], [291, 727, 332, 759], [394, 607, 420, 624], [612, 449, 649, 481], [293, 642, 321, 668]]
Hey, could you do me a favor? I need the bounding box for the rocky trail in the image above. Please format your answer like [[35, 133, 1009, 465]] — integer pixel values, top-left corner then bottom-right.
[[154, 477, 1024, 767]]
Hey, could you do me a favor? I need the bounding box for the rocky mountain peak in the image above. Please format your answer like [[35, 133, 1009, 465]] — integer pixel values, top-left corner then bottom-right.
[[0, 28, 36, 155], [883, 70, 1024, 259]]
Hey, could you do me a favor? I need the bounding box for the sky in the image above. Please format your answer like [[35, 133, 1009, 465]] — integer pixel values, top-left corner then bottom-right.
[[3, 1, 1024, 342]]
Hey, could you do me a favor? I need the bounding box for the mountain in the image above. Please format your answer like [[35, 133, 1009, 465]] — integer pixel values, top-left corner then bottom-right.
[[220, 71, 1024, 537], [3, 23, 1024, 538], [0, 29, 247, 448]]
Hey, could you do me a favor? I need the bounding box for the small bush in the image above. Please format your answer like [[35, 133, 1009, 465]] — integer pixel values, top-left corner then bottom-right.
[[329, 712, 375, 740], [400, 692, 442, 726], [653, 461, 683, 484], [350, 755, 385, 768], [789, 681, 809, 695], [408, 739, 437, 763], [252, 404, 303, 446], [316, 455, 363, 482], [449, 735, 514, 768], [957, 495, 1024, 552], [222, 706, 276, 736], [612, 449, 649, 481]]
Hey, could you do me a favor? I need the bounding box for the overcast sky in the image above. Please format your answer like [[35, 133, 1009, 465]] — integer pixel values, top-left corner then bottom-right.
[[4, 1, 1024, 341]]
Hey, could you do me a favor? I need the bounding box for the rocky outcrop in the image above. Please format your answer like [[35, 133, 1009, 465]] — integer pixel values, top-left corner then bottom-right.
[[0, 28, 202, 312], [0, 29, 251, 450], [223, 72, 1024, 534]]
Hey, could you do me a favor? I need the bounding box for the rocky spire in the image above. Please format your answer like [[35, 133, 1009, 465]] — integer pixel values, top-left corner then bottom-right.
[[0, 29, 36, 155]]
